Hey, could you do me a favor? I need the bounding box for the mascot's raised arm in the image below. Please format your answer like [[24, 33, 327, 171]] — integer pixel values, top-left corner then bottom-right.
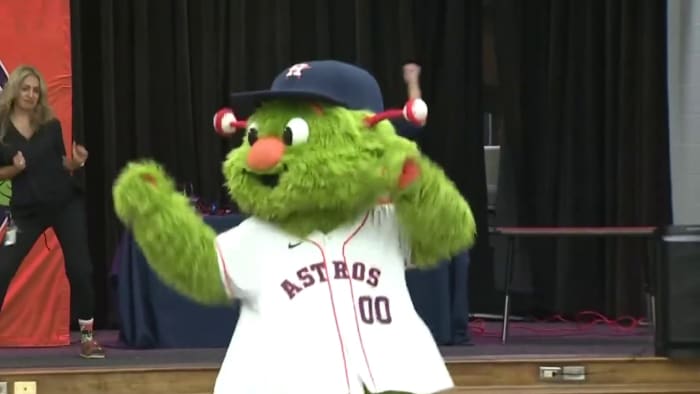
[[112, 60, 476, 394]]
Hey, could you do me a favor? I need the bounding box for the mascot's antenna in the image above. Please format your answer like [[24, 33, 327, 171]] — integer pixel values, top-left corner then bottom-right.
[[213, 98, 428, 137], [364, 98, 428, 128], [213, 108, 247, 136]]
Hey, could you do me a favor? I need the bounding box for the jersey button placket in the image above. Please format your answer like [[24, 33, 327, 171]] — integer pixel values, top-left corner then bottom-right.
[[308, 236, 353, 392]]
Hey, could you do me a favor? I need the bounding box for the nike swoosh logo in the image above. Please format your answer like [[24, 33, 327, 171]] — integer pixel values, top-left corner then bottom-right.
[[288, 242, 302, 249]]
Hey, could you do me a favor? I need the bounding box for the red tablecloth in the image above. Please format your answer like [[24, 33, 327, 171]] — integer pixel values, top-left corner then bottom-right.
[[0, 221, 70, 347]]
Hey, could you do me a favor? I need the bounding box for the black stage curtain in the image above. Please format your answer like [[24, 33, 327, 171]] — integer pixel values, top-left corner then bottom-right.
[[489, 0, 671, 318], [69, 0, 488, 328]]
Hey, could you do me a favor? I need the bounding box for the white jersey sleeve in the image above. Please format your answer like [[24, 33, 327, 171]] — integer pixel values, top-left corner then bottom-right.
[[213, 219, 257, 300], [369, 204, 415, 269]]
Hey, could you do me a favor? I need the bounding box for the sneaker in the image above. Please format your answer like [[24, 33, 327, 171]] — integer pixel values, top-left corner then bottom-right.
[[80, 338, 105, 359]]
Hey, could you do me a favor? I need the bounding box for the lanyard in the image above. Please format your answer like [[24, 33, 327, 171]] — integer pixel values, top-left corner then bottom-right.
[[2, 210, 17, 246]]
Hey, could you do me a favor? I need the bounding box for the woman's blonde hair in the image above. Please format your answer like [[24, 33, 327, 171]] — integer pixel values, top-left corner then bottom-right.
[[0, 65, 55, 142]]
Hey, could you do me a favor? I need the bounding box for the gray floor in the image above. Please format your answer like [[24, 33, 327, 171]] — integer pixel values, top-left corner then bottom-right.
[[0, 322, 654, 370]]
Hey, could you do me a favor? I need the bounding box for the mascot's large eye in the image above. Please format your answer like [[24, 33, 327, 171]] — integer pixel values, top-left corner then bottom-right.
[[247, 123, 259, 145], [282, 118, 309, 146]]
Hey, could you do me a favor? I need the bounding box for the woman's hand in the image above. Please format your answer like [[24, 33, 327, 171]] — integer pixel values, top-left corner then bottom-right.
[[72, 142, 88, 165], [12, 151, 26, 171], [403, 63, 421, 85]]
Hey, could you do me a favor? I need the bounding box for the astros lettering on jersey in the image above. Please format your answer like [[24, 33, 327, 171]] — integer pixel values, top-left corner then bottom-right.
[[214, 205, 454, 393]]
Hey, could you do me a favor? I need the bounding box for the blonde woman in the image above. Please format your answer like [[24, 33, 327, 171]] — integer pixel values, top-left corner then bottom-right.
[[0, 65, 103, 359]]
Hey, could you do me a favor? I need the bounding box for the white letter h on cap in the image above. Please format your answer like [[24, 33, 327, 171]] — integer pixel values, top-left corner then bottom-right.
[[286, 63, 311, 78]]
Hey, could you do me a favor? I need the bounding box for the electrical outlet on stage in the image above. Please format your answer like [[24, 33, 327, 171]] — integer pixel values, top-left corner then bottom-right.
[[13, 381, 37, 394], [539, 365, 586, 382], [562, 365, 586, 381], [539, 366, 562, 380]]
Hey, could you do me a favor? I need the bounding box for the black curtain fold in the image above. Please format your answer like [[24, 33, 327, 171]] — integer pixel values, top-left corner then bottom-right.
[[490, 0, 671, 317], [70, 0, 487, 327]]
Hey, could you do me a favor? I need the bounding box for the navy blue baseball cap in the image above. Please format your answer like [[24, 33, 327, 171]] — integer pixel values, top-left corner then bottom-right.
[[230, 60, 385, 116]]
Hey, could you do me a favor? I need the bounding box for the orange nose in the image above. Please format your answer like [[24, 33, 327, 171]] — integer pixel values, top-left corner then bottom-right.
[[247, 137, 285, 171]]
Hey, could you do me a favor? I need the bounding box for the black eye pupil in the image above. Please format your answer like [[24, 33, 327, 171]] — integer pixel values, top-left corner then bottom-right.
[[282, 127, 293, 146], [248, 128, 258, 145]]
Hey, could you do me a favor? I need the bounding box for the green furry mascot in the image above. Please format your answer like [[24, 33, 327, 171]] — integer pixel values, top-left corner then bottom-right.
[[113, 60, 476, 394]]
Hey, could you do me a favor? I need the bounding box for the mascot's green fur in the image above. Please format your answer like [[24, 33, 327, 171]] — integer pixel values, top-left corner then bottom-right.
[[113, 60, 475, 394]]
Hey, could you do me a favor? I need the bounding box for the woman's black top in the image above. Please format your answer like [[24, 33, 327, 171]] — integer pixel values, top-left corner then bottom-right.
[[0, 118, 75, 215]]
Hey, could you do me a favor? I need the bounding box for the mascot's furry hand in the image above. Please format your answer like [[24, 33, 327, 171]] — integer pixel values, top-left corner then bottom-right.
[[377, 135, 423, 192], [374, 132, 476, 268], [113, 161, 177, 226], [113, 161, 229, 305]]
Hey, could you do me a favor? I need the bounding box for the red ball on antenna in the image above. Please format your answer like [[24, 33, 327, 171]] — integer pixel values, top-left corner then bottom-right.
[[403, 98, 428, 126], [213, 108, 247, 136], [364, 98, 429, 128]]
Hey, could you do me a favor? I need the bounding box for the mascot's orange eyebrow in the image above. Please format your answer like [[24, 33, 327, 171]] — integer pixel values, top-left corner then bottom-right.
[[310, 103, 324, 115]]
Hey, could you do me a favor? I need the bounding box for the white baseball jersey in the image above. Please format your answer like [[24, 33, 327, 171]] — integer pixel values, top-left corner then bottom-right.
[[213, 205, 453, 394]]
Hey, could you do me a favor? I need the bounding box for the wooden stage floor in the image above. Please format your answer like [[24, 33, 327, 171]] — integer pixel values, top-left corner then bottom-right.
[[1, 322, 699, 393]]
